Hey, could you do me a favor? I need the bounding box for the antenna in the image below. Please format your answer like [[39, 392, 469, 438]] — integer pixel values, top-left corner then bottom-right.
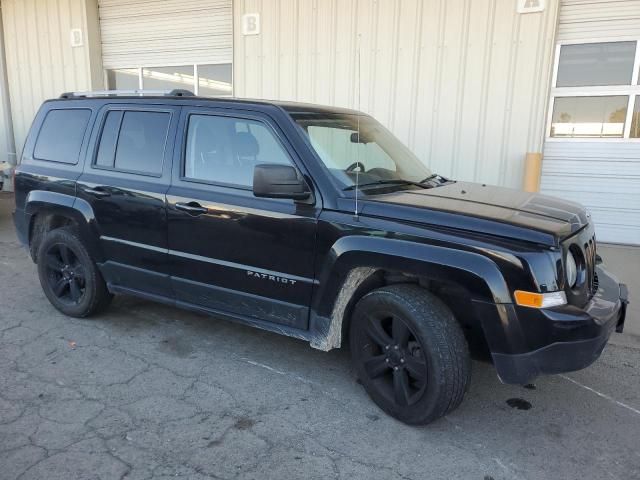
[[354, 33, 362, 220]]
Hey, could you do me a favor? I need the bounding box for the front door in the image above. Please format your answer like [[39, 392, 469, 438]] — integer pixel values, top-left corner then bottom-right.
[[166, 108, 320, 330], [77, 105, 179, 297]]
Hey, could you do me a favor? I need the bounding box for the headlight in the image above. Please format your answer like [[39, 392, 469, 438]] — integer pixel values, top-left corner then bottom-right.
[[566, 250, 578, 288]]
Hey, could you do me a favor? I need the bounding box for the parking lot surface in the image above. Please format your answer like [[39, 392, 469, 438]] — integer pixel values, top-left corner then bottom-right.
[[1, 192, 639, 480]]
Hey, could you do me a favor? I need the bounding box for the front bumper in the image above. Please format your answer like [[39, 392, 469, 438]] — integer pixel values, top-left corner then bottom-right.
[[481, 266, 628, 384]]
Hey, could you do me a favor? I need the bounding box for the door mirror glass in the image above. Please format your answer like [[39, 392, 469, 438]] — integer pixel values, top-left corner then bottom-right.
[[253, 164, 310, 200]]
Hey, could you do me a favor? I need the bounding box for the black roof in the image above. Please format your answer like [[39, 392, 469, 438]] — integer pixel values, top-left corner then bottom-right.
[[52, 92, 361, 116], [269, 99, 359, 115]]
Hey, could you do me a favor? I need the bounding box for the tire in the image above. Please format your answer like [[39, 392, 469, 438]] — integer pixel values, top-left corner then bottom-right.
[[350, 284, 471, 425], [36, 227, 112, 317]]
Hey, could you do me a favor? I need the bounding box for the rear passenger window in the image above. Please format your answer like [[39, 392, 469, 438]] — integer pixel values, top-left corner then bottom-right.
[[94, 110, 170, 176], [34, 109, 91, 164]]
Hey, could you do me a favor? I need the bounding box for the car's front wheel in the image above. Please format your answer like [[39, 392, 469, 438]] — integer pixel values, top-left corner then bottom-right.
[[350, 284, 471, 425], [37, 227, 112, 317]]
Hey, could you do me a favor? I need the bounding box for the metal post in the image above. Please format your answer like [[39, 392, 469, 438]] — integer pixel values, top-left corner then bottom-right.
[[523, 152, 543, 193], [0, 2, 17, 191]]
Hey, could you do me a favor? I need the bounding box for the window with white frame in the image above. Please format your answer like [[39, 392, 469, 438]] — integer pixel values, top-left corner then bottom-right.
[[106, 64, 233, 97], [549, 41, 640, 139]]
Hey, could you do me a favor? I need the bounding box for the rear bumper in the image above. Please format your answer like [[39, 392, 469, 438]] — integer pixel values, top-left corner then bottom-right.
[[484, 267, 628, 384]]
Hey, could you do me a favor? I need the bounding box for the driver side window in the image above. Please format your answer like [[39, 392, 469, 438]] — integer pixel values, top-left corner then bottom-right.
[[184, 114, 293, 188]]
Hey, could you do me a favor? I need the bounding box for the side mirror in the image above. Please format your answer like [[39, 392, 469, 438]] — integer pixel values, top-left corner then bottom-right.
[[253, 164, 311, 201]]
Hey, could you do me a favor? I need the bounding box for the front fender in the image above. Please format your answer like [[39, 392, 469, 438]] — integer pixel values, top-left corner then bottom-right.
[[308, 235, 511, 351], [314, 235, 510, 314]]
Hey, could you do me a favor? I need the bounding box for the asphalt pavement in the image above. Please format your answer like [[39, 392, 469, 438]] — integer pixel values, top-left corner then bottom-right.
[[1, 191, 639, 480]]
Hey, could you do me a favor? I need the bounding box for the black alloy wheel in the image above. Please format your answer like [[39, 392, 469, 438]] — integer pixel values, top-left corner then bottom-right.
[[350, 284, 471, 425], [43, 243, 87, 305], [361, 311, 428, 407]]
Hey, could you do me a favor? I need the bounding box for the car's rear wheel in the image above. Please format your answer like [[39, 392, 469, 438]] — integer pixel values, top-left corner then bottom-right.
[[350, 284, 471, 425], [37, 227, 112, 317]]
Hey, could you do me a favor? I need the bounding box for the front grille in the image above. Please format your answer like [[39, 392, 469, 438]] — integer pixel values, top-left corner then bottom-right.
[[584, 235, 597, 296]]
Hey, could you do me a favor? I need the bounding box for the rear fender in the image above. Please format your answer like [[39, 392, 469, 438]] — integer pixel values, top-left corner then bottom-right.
[[24, 190, 103, 262]]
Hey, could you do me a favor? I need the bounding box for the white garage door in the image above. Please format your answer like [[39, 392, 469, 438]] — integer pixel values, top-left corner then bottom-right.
[[98, 0, 232, 68], [541, 142, 640, 244], [541, 0, 640, 245]]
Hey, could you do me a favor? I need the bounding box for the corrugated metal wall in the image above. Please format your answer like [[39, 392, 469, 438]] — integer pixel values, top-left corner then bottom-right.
[[234, 0, 560, 189], [558, 0, 640, 41], [1, 0, 101, 153], [541, 142, 640, 244], [99, 0, 232, 68]]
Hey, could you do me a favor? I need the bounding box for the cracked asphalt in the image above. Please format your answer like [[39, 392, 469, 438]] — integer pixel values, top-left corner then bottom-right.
[[1, 191, 639, 480]]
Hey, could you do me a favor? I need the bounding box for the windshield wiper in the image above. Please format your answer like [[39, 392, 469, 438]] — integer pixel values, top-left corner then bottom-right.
[[343, 179, 430, 191], [420, 174, 438, 183], [420, 173, 451, 184]]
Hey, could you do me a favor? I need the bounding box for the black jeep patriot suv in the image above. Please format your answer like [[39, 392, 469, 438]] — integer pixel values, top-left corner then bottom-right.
[[13, 90, 628, 425]]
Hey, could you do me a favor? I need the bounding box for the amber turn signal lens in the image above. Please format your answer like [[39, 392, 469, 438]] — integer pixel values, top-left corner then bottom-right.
[[514, 291, 543, 308], [514, 290, 567, 308]]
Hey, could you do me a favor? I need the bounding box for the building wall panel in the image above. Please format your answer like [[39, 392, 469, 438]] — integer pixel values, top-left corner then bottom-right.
[[234, 0, 560, 189], [1, 0, 100, 154]]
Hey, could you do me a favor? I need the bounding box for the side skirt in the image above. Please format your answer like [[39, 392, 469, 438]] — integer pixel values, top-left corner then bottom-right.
[[107, 284, 315, 345]]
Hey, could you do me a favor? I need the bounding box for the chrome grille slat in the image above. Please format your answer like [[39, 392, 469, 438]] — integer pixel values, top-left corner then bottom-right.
[[563, 226, 598, 306], [583, 235, 597, 296]]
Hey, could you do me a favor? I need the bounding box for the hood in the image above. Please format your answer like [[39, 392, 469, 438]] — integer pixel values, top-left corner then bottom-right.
[[361, 182, 589, 244]]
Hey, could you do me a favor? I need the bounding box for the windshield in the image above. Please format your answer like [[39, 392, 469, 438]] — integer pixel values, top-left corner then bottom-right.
[[291, 113, 432, 190]]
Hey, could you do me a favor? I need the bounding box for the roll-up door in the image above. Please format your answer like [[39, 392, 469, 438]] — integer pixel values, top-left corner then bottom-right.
[[541, 0, 640, 245], [98, 0, 232, 69], [557, 0, 640, 42]]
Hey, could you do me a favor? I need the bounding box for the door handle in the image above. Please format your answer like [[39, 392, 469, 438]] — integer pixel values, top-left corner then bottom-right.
[[175, 202, 208, 216], [83, 186, 111, 198]]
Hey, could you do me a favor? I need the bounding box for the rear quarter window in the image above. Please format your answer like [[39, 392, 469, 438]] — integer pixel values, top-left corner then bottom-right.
[[94, 110, 170, 176], [33, 109, 92, 164]]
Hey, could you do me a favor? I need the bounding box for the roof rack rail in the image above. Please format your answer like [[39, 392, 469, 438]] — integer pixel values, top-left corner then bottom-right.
[[59, 89, 195, 99]]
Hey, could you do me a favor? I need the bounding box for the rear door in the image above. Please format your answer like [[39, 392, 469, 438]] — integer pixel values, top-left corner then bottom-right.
[[77, 103, 179, 298], [166, 107, 320, 331]]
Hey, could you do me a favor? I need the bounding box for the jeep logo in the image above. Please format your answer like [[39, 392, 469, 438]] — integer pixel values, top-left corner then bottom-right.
[[247, 270, 297, 285]]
